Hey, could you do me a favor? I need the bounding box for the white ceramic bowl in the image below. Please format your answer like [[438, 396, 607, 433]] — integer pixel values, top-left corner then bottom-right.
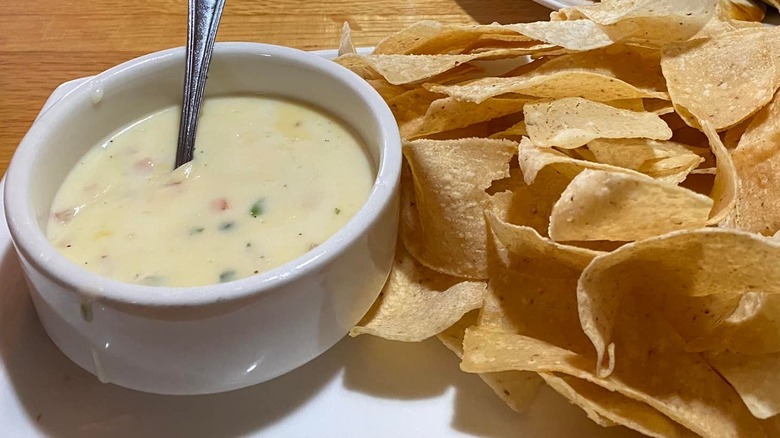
[[3, 43, 401, 395]]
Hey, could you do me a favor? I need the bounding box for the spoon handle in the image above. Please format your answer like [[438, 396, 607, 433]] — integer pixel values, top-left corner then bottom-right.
[[175, 0, 226, 169]]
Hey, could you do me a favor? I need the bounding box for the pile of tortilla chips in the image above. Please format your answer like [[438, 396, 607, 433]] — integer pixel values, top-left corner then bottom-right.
[[339, 1, 780, 436]]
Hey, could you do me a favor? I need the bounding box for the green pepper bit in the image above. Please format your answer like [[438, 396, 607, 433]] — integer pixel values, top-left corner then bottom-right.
[[250, 198, 266, 218], [219, 270, 237, 283]]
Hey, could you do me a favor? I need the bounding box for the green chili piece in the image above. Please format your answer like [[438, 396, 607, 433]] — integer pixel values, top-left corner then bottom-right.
[[250, 198, 266, 218], [219, 270, 237, 283]]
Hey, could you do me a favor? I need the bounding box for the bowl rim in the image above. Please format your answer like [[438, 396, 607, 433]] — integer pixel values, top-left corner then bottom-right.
[[3, 42, 401, 308]]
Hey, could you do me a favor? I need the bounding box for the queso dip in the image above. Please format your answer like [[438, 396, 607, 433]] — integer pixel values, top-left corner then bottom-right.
[[47, 96, 374, 287]]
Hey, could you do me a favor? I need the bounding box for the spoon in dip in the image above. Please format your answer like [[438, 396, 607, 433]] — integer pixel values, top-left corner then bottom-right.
[[175, 0, 227, 168]]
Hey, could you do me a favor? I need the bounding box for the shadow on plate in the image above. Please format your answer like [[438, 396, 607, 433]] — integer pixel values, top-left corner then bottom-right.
[[454, 0, 551, 24]]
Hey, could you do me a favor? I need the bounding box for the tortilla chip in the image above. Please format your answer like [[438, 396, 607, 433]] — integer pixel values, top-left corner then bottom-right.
[[518, 137, 643, 184], [524, 98, 672, 149], [386, 88, 441, 125], [725, 91, 780, 234], [365, 79, 409, 101], [536, 46, 667, 92], [485, 211, 602, 271], [333, 53, 382, 80], [644, 99, 675, 115], [401, 138, 516, 278], [481, 230, 594, 353], [504, 20, 618, 51], [462, 322, 764, 437], [539, 373, 698, 437], [488, 167, 569, 236], [717, 0, 766, 22], [351, 243, 485, 342], [639, 154, 704, 185], [338, 21, 356, 56], [565, 0, 716, 45], [489, 121, 527, 140], [352, 48, 554, 85], [723, 117, 753, 149], [429, 47, 668, 104], [686, 292, 780, 354], [661, 29, 777, 130], [701, 120, 738, 225], [548, 169, 712, 242], [372, 21, 526, 55], [705, 351, 780, 419], [587, 138, 696, 171], [402, 97, 525, 140], [428, 70, 667, 105], [437, 312, 542, 413], [576, 228, 780, 379]]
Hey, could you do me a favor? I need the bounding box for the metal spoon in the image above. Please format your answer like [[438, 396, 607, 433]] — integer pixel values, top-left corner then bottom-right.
[[174, 0, 226, 169]]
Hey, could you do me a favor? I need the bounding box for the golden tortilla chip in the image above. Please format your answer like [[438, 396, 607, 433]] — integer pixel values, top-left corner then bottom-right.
[[722, 118, 752, 149], [587, 138, 704, 184], [661, 29, 777, 130], [563, 0, 716, 45], [504, 20, 618, 51], [639, 154, 704, 185], [350, 48, 554, 85], [401, 138, 516, 278], [725, 92, 780, 234], [518, 137, 643, 184], [386, 88, 441, 125], [587, 138, 694, 171], [351, 243, 485, 342], [686, 292, 780, 354], [437, 312, 542, 413], [705, 351, 780, 419], [485, 211, 602, 272], [427, 70, 667, 104], [701, 120, 738, 225], [463, 34, 556, 54], [644, 99, 675, 115], [402, 97, 525, 140], [365, 79, 409, 101], [461, 321, 764, 437], [536, 45, 667, 92], [429, 47, 668, 104], [489, 121, 527, 140], [539, 373, 698, 437], [548, 169, 713, 242], [488, 167, 569, 237], [372, 21, 526, 55], [338, 21, 356, 56], [481, 230, 593, 353], [333, 53, 382, 80], [524, 98, 672, 149], [718, 0, 766, 22], [576, 228, 780, 379]]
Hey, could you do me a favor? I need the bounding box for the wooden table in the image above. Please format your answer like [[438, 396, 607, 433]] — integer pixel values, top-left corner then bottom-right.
[[0, 0, 550, 175]]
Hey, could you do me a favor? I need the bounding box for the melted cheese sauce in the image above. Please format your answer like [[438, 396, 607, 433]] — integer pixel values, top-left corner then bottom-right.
[[47, 96, 374, 287]]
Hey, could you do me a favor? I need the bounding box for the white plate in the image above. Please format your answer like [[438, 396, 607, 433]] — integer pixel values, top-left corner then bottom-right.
[[0, 49, 641, 438]]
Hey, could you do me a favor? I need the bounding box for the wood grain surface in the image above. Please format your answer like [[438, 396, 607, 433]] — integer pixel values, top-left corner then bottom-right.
[[0, 0, 551, 175]]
